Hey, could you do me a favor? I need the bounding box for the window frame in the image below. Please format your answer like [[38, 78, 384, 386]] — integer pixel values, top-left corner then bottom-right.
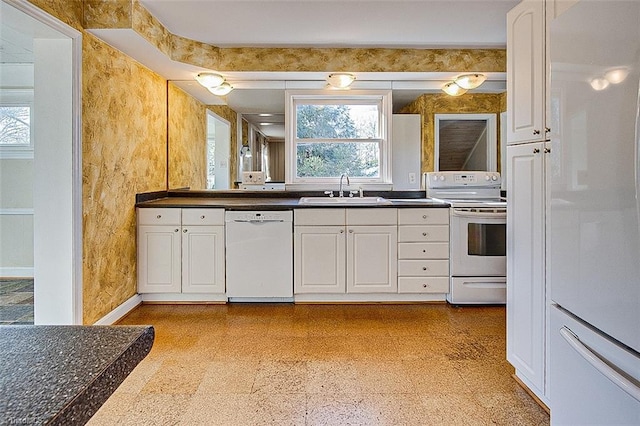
[[285, 90, 392, 186]]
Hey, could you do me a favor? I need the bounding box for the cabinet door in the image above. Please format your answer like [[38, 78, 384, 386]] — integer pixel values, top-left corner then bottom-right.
[[507, 0, 546, 145], [506, 142, 546, 394], [346, 226, 397, 293], [294, 226, 346, 293], [137, 225, 181, 293], [181, 225, 225, 294]]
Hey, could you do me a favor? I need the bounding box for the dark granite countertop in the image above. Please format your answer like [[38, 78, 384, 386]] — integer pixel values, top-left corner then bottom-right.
[[135, 191, 450, 210], [0, 325, 154, 425]]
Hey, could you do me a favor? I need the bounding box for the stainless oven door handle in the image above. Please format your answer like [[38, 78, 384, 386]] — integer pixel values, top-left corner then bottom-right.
[[451, 209, 506, 219]]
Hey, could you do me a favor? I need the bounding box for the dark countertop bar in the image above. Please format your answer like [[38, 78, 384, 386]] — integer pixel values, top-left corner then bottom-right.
[[135, 189, 450, 209], [0, 325, 154, 425]]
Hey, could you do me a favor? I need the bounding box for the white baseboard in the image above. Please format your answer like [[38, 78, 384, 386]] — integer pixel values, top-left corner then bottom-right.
[[94, 294, 142, 325], [0, 267, 34, 278]]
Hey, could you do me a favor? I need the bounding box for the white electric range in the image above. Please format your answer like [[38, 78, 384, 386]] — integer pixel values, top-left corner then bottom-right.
[[425, 171, 506, 304]]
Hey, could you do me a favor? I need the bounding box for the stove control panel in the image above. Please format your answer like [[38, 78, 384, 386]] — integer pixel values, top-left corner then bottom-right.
[[425, 171, 501, 189]]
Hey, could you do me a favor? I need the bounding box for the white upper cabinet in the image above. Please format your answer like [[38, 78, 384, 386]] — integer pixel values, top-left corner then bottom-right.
[[507, 0, 547, 145]]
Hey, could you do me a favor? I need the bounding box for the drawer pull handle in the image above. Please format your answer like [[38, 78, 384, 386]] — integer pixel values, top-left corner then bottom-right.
[[423, 284, 427, 288], [157, 215, 162, 219], [201, 215, 205, 219], [422, 232, 428, 237], [422, 249, 426, 253], [422, 266, 428, 271]]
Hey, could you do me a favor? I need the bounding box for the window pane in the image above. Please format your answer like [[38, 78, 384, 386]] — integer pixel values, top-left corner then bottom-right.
[[296, 104, 378, 139], [0, 106, 30, 145], [296, 142, 379, 178]]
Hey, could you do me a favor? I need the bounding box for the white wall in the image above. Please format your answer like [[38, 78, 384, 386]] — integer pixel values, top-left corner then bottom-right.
[[392, 114, 421, 190]]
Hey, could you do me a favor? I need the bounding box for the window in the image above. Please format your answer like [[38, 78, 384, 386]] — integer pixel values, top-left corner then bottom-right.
[[286, 90, 392, 185], [0, 106, 32, 147]]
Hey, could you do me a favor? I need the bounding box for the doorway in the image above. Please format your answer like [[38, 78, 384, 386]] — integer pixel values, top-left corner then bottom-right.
[[434, 113, 497, 172], [0, 1, 82, 324], [206, 111, 231, 189]]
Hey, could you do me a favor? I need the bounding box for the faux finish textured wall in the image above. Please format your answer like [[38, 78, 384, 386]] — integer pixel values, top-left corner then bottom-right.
[[28, 0, 168, 324], [400, 93, 507, 173]]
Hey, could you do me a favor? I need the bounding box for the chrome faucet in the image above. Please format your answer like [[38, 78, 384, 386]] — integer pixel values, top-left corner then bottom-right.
[[339, 174, 350, 197]]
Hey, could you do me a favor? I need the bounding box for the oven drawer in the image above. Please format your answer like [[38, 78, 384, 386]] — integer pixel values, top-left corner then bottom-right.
[[398, 242, 449, 259], [448, 277, 506, 304], [398, 260, 449, 276], [398, 277, 449, 293], [398, 225, 449, 242], [398, 208, 449, 225]]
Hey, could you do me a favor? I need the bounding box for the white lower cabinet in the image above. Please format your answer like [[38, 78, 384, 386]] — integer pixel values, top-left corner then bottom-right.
[[506, 141, 548, 403], [397, 208, 450, 294], [137, 208, 225, 295], [294, 208, 397, 294]]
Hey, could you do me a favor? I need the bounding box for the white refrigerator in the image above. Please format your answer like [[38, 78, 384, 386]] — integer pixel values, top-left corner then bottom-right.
[[549, 1, 640, 424]]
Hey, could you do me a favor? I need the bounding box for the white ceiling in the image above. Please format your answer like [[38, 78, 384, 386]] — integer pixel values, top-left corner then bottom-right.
[[139, 0, 518, 49]]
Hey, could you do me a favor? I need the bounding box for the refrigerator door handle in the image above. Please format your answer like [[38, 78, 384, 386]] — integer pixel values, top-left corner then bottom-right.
[[560, 327, 640, 402]]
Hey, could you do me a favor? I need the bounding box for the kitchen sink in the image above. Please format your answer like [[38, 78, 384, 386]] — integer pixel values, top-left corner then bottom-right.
[[298, 196, 392, 205]]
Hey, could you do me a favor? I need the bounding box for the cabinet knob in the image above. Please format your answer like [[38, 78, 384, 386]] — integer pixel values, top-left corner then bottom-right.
[[422, 266, 428, 271], [533, 148, 540, 154], [545, 127, 551, 133], [349, 229, 353, 233], [422, 232, 428, 237], [157, 215, 162, 219], [533, 129, 541, 135], [423, 284, 427, 288], [544, 147, 551, 154], [183, 229, 188, 233], [200, 215, 205, 219], [174, 228, 179, 232], [422, 215, 427, 219], [340, 230, 344, 234], [422, 249, 426, 253]]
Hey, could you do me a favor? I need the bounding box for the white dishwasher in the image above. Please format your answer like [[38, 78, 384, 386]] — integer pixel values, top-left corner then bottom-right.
[[225, 210, 293, 301]]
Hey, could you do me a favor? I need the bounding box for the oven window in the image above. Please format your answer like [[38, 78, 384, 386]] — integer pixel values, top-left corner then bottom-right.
[[468, 223, 506, 256]]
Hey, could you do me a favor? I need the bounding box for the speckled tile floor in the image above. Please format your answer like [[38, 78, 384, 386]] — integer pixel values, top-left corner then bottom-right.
[[88, 303, 549, 426], [0, 278, 34, 325]]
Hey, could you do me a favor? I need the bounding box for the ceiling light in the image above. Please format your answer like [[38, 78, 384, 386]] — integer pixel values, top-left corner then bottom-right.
[[195, 72, 225, 88], [590, 77, 610, 91], [327, 73, 355, 89], [454, 73, 487, 90], [604, 68, 629, 84], [209, 82, 233, 96], [442, 82, 468, 96]]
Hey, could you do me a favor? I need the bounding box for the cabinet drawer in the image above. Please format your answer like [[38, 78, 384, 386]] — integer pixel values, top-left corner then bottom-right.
[[398, 260, 449, 276], [295, 208, 345, 226], [398, 242, 449, 259], [182, 208, 224, 226], [398, 208, 449, 225], [398, 277, 449, 294], [398, 225, 449, 242], [346, 208, 397, 225], [137, 208, 181, 225]]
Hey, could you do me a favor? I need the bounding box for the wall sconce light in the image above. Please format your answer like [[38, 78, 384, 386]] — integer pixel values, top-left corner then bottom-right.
[[442, 82, 468, 96], [195, 72, 233, 96], [442, 73, 487, 96], [327, 73, 356, 89]]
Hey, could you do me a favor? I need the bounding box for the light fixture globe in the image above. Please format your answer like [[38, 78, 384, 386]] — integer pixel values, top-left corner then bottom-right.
[[455, 73, 487, 90], [209, 82, 233, 96], [195, 72, 225, 88], [442, 82, 468, 96], [327, 73, 355, 88]]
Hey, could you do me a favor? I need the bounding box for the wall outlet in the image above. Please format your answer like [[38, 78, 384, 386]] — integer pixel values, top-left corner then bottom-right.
[[408, 172, 417, 184], [242, 171, 265, 184]]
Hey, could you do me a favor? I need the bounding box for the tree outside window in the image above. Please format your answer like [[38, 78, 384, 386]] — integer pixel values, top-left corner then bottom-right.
[[0, 106, 31, 146]]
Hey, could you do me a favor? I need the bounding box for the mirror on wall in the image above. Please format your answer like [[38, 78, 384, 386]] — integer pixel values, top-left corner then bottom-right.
[[168, 78, 506, 190], [434, 113, 498, 172]]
